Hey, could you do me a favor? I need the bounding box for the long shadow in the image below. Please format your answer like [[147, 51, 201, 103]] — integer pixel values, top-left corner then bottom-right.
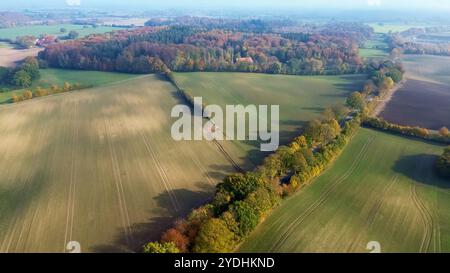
[[206, 164, 238, 180], [392, 154, 449, 189], [0, 170, 49, 227], [299, 107, 324, 113], [91, 186, 214, 253], [335, 75, 367, 91], [319, 93, 349, 98]]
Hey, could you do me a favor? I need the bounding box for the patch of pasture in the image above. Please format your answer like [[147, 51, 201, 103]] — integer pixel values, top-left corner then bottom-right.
[[0, 24, 125, 41], [174, 72, 366, 164]]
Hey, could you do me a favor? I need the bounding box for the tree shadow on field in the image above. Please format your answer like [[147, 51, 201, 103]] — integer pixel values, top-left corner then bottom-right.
[[334, 75, 366, 91], [392, 154, 449, 189], [319, 92, 349, 99], [0, 171, 49, 228], [206, 164, 237, 180], [90, 186, 213, 253], [300, 107, 323, 113]]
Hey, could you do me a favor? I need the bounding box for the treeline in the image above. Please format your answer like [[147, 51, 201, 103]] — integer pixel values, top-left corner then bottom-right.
[[387, 34, 450, 56], [143, 98, 362, 253], [362, 117, 450, 145], [337, 60, 404, 115], [0, 57, 40, 89], [39, 23, 368, 76], [436, 147, 450, 179], [165, 71, 207, 112], [10, 82, 91, 103], [144, 17, 298, 34]]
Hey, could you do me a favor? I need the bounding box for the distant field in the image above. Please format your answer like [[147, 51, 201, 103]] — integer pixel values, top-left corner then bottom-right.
[[368, 23, 427, 33], [359, 48, 389, 58], [380, 55, 450, 129], [415, 33, 450, 44], [240, 128, 450, 253], [0, 69, 139, 103], [359, 36, 389, 58], [0, 24, 125, 40], [174, 72, 366, 164], [0, 75, 246, 252], [0, 44, 41, 67], [102, 18, 149, 27], [401, 54, 450, 85]]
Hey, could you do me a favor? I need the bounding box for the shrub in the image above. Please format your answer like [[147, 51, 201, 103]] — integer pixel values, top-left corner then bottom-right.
[[11, 94, 22, 103], [182, 205, 213, 242], [35, 87, 48, 97], [231, 200, 260, 237], [439, 127, 449, 137], [346, 92, 365, 111], [51, 84, 60, 93], [143, 242, 180, 253], [63, 82, 71, 92], [23, 90, 33, 100], [160, 228, 190, 252], [244, 187, 280, 217], [217, 172, 265, 202], [193, 218, 236, 253]]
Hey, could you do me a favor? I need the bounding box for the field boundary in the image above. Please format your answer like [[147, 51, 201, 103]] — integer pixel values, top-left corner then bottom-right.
[[164, 71, 244, 173]]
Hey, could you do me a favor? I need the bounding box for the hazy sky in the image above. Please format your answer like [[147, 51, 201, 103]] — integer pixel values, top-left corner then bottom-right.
[[1, 0, 450, 11]]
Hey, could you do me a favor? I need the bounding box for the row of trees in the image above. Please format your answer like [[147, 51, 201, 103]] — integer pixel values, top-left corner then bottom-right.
[[10, 82, 89, 103], [362, 117, 450, 144], [387, 34, 450, 56], [0, 57, 40, 88], [144, 94, 363, 253], [39, 23, 369, 76]]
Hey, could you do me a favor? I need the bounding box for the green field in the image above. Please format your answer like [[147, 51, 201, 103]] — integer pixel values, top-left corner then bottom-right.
[[0, 69, 139, 103], [0, 75, 246, 252], [359, 35, 390, 58], [0, 24, 124, 40], [240, 128, 449, 253], [368, 23, 427, 33], [359, 48, 389, 58], [174, 72, 366, 163]]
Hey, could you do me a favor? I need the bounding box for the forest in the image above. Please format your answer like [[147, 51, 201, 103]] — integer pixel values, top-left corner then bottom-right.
[[39, 21, 373, 75]]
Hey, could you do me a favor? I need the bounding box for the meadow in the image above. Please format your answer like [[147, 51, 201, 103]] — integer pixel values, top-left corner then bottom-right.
[[359, 36, 389, 59], [380, 54, 450, 129], [0, 24, 125, 40], [239, 128, 450, 253], [0, 68, 139, 103], [0, 75, 246, 252], [368, 23, 428, 33], [174, 72, 366, 164]]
